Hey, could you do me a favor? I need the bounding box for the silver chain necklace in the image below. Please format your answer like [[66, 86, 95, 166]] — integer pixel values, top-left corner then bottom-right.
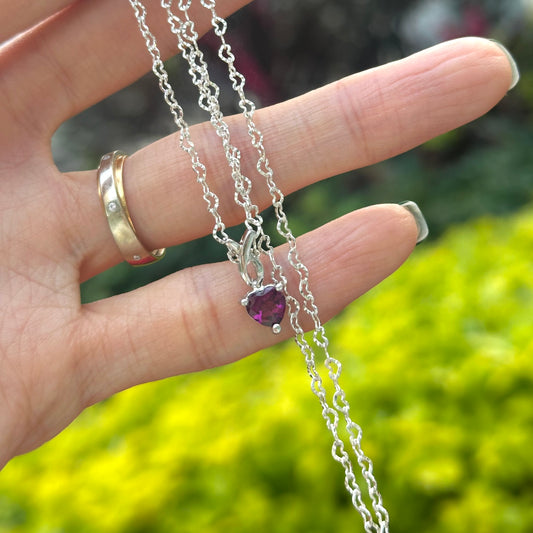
[[128, 1, 389, 530]]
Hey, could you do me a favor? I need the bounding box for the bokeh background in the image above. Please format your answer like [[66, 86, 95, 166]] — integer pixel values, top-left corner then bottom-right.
[[2, 0, 533, 531]]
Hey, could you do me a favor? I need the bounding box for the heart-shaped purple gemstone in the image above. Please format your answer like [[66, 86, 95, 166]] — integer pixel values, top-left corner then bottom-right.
[[246, 285, 286, 327]]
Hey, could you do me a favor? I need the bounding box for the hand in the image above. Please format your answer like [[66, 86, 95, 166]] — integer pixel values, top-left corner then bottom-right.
[[0, 0, 514, 469]]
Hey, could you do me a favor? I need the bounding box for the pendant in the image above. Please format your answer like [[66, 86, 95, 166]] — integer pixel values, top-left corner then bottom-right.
[[241, 284, 286, 334], [232, 229, 286, 334]]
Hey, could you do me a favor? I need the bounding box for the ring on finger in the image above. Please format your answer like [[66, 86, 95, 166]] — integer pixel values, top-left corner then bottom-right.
[[97, 151, 166, 266]]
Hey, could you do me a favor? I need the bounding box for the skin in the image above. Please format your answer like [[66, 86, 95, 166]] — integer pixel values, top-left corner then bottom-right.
[[0, 0, 514, 469]]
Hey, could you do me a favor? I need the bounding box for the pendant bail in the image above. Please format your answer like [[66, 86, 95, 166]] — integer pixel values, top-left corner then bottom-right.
[[238, 229, 264, 288]]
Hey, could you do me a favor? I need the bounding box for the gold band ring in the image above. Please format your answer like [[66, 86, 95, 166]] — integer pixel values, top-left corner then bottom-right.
[[97, 151, 166, 266]]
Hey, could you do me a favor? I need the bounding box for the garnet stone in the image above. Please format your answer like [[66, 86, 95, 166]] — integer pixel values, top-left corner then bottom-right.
[[245, 285, 286, 328]]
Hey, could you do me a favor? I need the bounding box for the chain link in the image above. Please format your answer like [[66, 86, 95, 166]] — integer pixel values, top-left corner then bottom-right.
[[127, 1, 389, 530]]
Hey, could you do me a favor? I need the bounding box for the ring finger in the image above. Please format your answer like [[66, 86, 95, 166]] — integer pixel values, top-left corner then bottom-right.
[[63, 37, 513, 281]]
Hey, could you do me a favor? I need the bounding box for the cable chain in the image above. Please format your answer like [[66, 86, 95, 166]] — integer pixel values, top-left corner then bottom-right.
[[128, 1, 389, 530], [195, 2, 389, 529], [162, 0, 265, 235], [127, 0, 235, 250]]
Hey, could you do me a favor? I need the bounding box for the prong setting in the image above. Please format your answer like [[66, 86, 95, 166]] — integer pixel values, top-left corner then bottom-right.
[[243, 284, 286, 331]]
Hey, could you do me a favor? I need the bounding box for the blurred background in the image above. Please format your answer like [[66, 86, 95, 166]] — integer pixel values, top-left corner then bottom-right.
[[2, 0, 533, 531]]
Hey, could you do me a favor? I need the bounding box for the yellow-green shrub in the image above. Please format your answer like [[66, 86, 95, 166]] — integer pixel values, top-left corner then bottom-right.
[[2, 208, 533, 533]]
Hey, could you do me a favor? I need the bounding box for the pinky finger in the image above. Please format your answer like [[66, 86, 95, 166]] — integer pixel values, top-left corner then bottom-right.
[[78, 203, 419, 406]]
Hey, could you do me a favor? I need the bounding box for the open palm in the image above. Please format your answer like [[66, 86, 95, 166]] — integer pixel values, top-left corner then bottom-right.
[[0, 0, 514, 468]]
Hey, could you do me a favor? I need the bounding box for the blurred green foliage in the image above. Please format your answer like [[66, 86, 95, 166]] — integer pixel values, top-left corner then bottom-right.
[[3, 206, 533, 532]]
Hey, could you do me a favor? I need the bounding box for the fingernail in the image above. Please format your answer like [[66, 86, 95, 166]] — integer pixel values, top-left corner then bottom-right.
[[399, 201, 429, 244], [489, 39, 520, 90]]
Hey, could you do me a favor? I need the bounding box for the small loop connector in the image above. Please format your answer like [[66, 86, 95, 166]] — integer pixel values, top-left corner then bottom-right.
[[225, 239, 241, 263], [238, 229, 264, 288]]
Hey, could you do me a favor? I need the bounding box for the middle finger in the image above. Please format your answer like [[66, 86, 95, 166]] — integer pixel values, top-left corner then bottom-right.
[[0, 0, 251, 138]]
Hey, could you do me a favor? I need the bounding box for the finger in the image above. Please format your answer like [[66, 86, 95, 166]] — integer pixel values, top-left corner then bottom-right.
[[68, 37, 512, 281], [0, 0, 76, 43], [0, 0, 251, 139], [77, 204, 417, 406]]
